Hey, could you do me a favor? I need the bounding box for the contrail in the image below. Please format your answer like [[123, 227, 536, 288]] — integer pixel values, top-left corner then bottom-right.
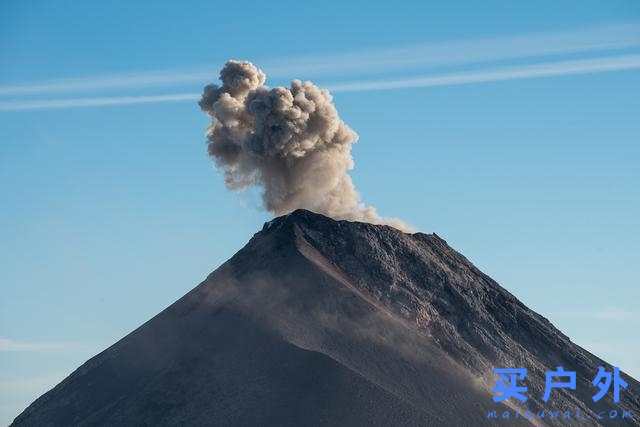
[[0, 22, 638, 97], [0, 93, 199, 111], [328, 54, 640, 93], [0, 72, 210, 97], [1, 54, 639, 112], [264, 22, 640, 77]]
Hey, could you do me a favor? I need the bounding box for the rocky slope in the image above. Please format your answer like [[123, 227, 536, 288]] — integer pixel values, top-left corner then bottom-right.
[[11, 209, 639, 426]]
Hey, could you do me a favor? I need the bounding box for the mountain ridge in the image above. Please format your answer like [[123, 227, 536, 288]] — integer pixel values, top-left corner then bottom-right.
[[11, 209, 639, 426]]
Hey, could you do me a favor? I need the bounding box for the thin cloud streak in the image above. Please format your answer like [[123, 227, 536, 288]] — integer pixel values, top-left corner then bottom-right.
[[264, 22, 640, 77], [0, 71, 211, 97], [1, 22, 639, 97], [328, 54, 640, 92], [0, 338, 88, 352], [551, 306, 640, 320], [0, 93, 199, 111], [1, 54, 639, 112]]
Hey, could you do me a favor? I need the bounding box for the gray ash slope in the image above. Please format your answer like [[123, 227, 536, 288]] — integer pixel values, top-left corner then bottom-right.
[[12, 209, 639, 426]]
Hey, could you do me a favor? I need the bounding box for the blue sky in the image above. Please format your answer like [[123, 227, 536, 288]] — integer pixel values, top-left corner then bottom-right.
[[1, 0, 639, 424]]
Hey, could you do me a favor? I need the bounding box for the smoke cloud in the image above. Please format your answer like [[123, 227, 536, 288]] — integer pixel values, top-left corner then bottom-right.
[[199, 60, 408, 230]]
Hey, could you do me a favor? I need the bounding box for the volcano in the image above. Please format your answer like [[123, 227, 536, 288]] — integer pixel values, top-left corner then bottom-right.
[[11, 209, 639, 426]]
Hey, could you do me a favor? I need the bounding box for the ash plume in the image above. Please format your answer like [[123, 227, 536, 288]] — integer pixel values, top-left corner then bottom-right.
[[199, 60, 409, 231]]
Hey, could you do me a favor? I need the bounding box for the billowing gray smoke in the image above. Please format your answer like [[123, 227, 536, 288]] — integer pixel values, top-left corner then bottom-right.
[[199, 60, 408, 231]]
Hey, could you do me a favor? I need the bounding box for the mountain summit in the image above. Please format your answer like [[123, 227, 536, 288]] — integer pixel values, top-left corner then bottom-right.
[[12, 210, 639, 426]]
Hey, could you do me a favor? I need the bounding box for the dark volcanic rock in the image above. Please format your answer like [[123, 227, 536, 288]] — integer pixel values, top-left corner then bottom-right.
[[11, 210, 640, 426]]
